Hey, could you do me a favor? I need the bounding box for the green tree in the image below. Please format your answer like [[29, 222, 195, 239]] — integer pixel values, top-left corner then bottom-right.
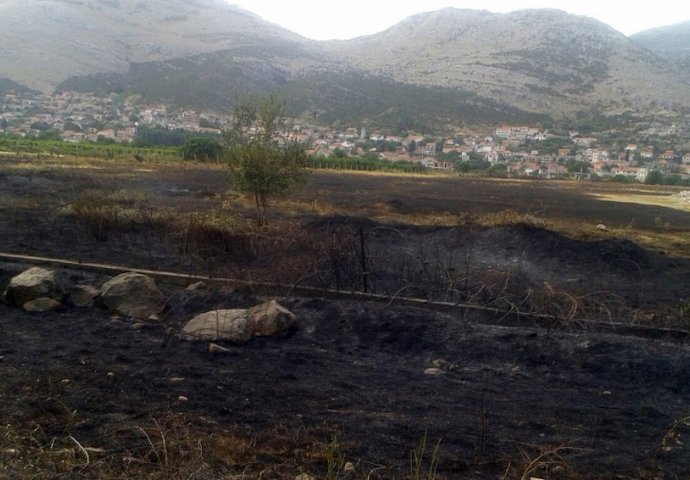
[[645, 170, 664, 185], [406, 140, 416, 157], [224, 95, 307, 226], [181, 137, 223, 162]]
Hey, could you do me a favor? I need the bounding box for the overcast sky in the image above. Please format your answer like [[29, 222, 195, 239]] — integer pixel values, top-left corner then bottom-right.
[[226, 0, 690, 40]]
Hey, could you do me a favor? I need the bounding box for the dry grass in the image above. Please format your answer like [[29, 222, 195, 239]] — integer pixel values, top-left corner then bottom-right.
[[0, 411, 368, 480]]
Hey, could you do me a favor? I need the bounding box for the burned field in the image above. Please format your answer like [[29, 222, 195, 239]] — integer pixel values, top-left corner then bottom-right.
[[1, 157, 690, 479]]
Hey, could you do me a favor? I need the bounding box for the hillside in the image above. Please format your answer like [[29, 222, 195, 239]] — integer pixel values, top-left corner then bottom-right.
[[59, 55, 549, 130], [0, 0, 321, 92], [632, 21, 690, 71], [327, 9, 690, 115], [2, 2, 690, 122]]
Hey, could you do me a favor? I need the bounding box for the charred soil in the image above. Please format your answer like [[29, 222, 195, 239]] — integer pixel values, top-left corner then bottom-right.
[[1, 158, 690, 478]]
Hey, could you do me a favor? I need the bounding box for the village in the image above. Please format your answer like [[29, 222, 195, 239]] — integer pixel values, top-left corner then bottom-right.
[[2, 89, 690, 182]]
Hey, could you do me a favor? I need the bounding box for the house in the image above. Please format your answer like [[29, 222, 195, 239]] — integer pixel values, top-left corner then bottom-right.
[[523, 162, 540, 175], [660, 150, 675, 161], [484, 151, 500, 163], [611, 165, 639, 178], [342, 127, 358, 139], [421, 157, 453, 171], [423, 142, 437, 155], [557, 148, 571, 158], [494, 126, 513, 138], [640, 148, 654, 159]]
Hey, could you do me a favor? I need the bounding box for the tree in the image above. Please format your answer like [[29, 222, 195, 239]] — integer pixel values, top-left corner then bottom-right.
[[406, 140, 416, 157], [645, 170, 664, 185], [224, 95, 307, 226], [181, 137, 223, 162]]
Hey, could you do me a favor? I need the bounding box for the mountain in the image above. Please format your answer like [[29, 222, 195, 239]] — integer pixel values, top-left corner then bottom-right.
[[328, 8, 690, 115], [2, 2, 690, 124], [0, 0, 322, 92], [631, 21, 690, 71]]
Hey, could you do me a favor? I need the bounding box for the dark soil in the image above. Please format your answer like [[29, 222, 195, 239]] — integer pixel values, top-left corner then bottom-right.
[[1, 158, 690, 478], [1, 282, 689, 479]]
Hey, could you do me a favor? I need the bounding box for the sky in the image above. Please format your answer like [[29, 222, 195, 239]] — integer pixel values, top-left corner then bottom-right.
[[226, 0, 690, 40]]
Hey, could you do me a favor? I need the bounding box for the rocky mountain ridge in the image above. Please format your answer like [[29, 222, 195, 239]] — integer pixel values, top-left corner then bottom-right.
[[632, 21, 690, 71], [2, 1, 690, 121]]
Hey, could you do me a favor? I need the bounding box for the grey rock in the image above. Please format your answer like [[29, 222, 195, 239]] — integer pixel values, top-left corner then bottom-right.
[[100, 272, 165, 320], [23, 297, 62, 312], [67, 285, 100, 308], [3, 267, 64, 307], [182, 309, 254, 343], [249, 299, 296, 337]]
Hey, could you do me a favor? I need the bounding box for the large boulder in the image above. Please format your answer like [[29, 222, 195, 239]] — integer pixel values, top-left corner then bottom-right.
[[100, 272, 165, 319], [3, 267, 64, 307], [182, 300, 296, 343], [248, 300, 296, 337], [182, 309, 254, 343]]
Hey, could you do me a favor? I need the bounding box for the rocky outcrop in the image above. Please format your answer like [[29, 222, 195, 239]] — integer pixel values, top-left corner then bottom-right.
[[100, 272, 165, 320], [3, 267, 65, 308]]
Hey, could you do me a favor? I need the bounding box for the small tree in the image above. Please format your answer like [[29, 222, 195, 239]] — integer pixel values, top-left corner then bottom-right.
[[224, 95, 307, 226]]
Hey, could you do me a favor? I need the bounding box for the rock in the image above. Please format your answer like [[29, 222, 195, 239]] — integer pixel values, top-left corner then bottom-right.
[[596, 223, 608, 231], [3, 267, 64, 307], [67, 285, 100, 308], [432, 358, 457, 372], [248, 299, 296, 337], [343, 461, 355, 474], [100, 272, 165, 320], [424, 368, 446, 376], [182, 309, 254, 343], [208, 342, 232, 353], [23, 297, 62, 312]]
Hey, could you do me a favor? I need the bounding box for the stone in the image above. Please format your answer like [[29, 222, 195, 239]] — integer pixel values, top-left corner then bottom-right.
[[182, 309, 254, 343], [100, 272, 165, 320], [3, 267, 64, 307], [424, 368, 446, 376], [23, 297, 62, 312], [596, 223, 608, 231], [248, 299, 296, 337], [343, 462, 355, 474], [432, 358, 457, 372], [208, 342, 232, 353], [67, 285, 100, 308]]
